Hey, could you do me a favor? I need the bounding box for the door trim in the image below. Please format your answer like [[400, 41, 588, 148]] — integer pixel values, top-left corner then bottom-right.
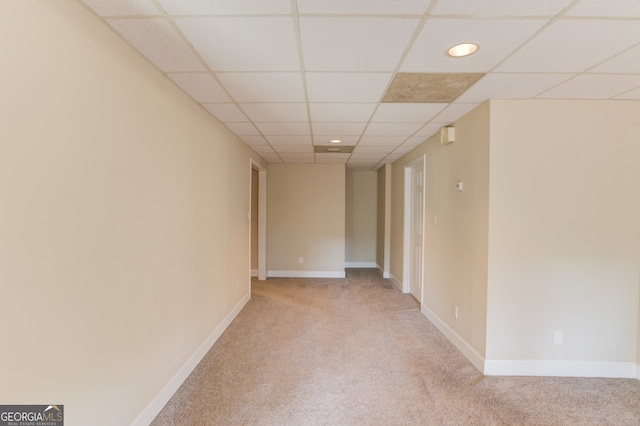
[[250, 159, 267, 281]]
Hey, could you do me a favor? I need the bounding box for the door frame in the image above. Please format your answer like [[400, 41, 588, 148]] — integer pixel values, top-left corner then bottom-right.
[[250, 159, 267, 280], [402, 155, 426, 302]]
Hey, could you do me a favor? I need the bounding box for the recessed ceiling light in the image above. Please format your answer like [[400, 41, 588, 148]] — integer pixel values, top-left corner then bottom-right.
[[329, 139, 342, 144], [327, 147, 341, 152], [447, 43, 479, 58]]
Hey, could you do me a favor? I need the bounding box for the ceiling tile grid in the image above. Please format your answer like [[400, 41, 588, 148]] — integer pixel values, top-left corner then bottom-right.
[[79, 0, 640, 170]]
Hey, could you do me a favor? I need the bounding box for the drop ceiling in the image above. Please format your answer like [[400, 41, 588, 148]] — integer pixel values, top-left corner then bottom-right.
[[79, 0, 640, 170]]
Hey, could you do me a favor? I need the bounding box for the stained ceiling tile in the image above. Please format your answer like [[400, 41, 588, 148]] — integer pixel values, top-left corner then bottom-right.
[[239, 103, 308, 122], [312, 123, 367, 136], [174, 17, 300, 71], [431, 0, 575, 16], [297, 0, 431, 15], [497, 19, 640, 73], [456, 73, 572, 102], [309, 103, 377, 122], [216, 73, 305, 102], [565, 0, 640, 17], [401, 18, 548, 73], [306, 73, 393, 102], [299, 17, 420, 71], [383, 73, 484, 103], [203, 104, 247, 122], [106, 19, 205, 72], [537, 74, 640, 99], [156, 0, 292, 15], [168, 73, 231, 102], [80, 0, 160, 16], [371, 103, 447, 122], [314, 145, 355, 154]]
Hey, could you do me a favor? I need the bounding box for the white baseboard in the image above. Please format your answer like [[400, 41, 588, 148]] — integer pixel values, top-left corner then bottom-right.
[[268, 270, 346, 278], [250, 269, 258, 277], [637, 363, 640, 380], [376, 264, 390, 279], [484, 359, 638, 379], [345, 261, 377, 268], [389, 274, 402, 291], [421, 305, 485, 373], [132, 291, 251, 426]]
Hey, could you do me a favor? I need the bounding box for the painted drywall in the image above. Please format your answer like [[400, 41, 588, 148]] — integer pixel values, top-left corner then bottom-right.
[[377, 165, 392, 276], [486, 100, 640, 366], [346, 171, 378, 266], [390, 103, 491, 359], [0, 1, 266, 424], [267, 164, 345, 276]]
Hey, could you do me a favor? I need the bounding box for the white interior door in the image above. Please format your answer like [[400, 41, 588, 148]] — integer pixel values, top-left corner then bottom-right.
[[403, 157, 425, 303]]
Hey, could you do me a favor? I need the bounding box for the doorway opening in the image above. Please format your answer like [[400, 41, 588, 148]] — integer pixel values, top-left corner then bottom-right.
[[403, 155, 426, 303], [250, 159, 267, 280]]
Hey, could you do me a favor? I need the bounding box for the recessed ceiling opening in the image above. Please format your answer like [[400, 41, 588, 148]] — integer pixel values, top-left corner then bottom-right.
[[382, 73, 484, 103], [314, 145, 355, 154]]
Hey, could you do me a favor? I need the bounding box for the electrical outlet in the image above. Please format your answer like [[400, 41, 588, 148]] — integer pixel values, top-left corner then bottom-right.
[[453, 305, 459, 320], [298, 257, 304, 264], [554, 330, 563, 345]]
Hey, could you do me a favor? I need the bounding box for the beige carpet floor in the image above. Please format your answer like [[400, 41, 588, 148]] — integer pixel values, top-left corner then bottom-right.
[[151, 269, 640, 425]]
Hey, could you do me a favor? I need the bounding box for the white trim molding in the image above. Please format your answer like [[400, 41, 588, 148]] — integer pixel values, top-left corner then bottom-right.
[[132, 291, 251, 426], [250, 269, 258, 277], [268, 270, 346, 278], [389, 274, 402, 291], [484, 360, 638, 379], [421, 305, 485, 373], [636, 363, 640, 380], [377, 264, 390, 279], [345, 261, 377, 268]]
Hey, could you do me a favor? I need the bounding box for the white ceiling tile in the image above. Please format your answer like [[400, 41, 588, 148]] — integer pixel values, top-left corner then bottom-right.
[[239, 103, 308, 122], [315, 153, 350, 163], [431, 0, 575, 16], [240, 136, 269, 146], [297, 0, 431, 15], [456, 73, 573, 102], [401, 18, 548, 73], [306, 73, 393, 102], [589, 44, 640, 74], [281, 157, 315, 163], [224, 122, 260, 135], [265, 136, 313, 145], [431, 103, 479, 123], [614, 86, 640, 100], [565, 0, 640, 17], [414, 123, 445, 138], [255, 123, 310, 135], [278, 153, 315, 160], [106, 19, 205, 72], [372, 103, 447, 122], [384, 153, 405, 162], [497, 20, 640, 73], [537, 74, 640, 99], [350, 154, 385, 161], [251, 146, 276, 155], [359, 136, 408, 146], [261, 155, 283, 163], [309, 103, 377, 122], [216, 73, 306, 102], [168, 73, 231, 102], [347, 164, 377, 170], [272, 145, 313, 154], [80, 0, 160, 16], [353, 145, 398, 154], [312, 136, 360, 146], [156, 0, 292, 15], [203, 104, 248, 122], [300, 17, 420, 71], [365, 123, 423, 136], [312, 123, 367, 136], [402, 136, 429, 147], [392, 145, 417, 155], [174, 17, 300, 71]]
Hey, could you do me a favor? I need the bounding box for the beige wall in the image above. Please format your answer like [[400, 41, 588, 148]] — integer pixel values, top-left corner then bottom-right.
[[390, 103, 491, 358], [0, 1, 266, 424], [346, 171, 377, 265], [376, 165, 392, 275], [267, 164, 345, 275], [486, 100, 640, 363]]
